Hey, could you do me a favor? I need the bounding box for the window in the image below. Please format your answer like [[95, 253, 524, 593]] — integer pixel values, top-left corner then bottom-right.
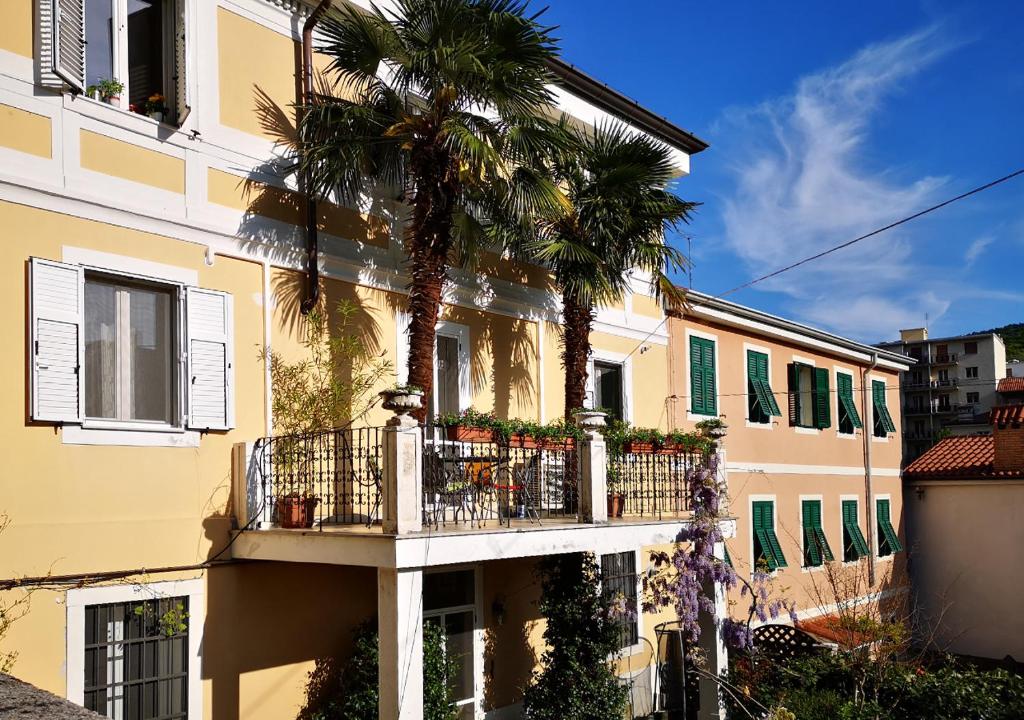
[[689, 336, 716, 416], [841, 500, 869, 562], [29, 258, 234, 431], [84, 596, 189, 720], [836, 372, 862, 435], [938, 368, 949, 382], [752, 501, 787, 570], [801, 500, 833, 567], [966, 366, 979, 379], [424, 570, 477, 719], [601, 552, 639, 650], [747, 350, 780, 424], [433, 334, 461, 417], [876, 499, 903, 557], [788, 363, 830, 429], [937, 395, 951, 411], [51, 0, 190, 125], [593, 361, 624, 421], [964, 341, 978, 355], [966, 392, 980, 404], [871, 380, 895, 437]]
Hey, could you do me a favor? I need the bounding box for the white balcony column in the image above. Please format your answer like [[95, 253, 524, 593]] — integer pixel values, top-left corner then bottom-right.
[[383, 410, 423, 535], [231, 441, 270, 529], [697, 541, 729, 720], [575, 410, 608, 523], [378, 567, 424, 720]]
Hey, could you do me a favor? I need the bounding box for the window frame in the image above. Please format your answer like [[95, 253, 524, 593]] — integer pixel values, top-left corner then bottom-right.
[[875, 495, 903, 559], [66, 579, 204, 719], [422, 564, 484, 719], [600, 550, 642, 656], [586, 349, 633, 423], [870, 377, 895, 440], [750, 497, 787, 571], [840, 497, 870, 562], [431, 321, 471, 418], [743, 344, 779, 428], [800, 496, 833, 570], [834, 368, 862, 438], [685, 328, 719, 420], [965, 366, 979, 379]]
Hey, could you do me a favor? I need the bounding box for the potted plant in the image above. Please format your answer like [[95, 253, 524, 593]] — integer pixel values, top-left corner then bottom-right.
[[142, 93, 168, 122], [435, 408, 498, 443], [85, 85, 100, 101], [660, 430, 713, 455], [276, 491, 319, 529], [95, 78, 124, 106], [696, 417, 729, 440], [506, 418, 583, 450], [622, 427, 663, 454], [607, 466, 624, 518], [379, 384, 423, 416]]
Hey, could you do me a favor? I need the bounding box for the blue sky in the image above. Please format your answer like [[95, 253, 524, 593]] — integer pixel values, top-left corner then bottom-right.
[[543, 1, 1024, 342]]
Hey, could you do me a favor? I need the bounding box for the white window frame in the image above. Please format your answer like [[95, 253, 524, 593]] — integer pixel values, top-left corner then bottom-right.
[[790, 354, 819, 435], [833, 366, 859, 440], [685, 327, 720, 422], [599, 548, 644, 659], [748, 494, 782, 575], [586, 348, 633, 423], [839, 494, 862, 565], [868, 373, 890, 443], [798, 494, 826, 574], [433, 320, 472, 416], [874, 493, 895, 563], [423, 564, 484, 720], [65, 578, 204, 719], [743, 342, 774, 430]]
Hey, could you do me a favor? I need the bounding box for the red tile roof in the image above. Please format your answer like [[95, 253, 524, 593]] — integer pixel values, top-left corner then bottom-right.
[[796, 614, 873, 649], [991, 404, 1024, 427], [997, 377, 1024, 394], [904, 431, 1024, 479]]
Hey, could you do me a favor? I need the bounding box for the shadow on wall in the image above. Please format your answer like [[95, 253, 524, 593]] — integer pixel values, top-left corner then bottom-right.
[[482, 558, 542, 712], [201, 562, 376, 720], [455, 309, 536, 420]]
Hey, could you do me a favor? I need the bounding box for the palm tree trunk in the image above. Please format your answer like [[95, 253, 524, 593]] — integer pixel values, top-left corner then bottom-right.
[[562, 292, 595, 420]]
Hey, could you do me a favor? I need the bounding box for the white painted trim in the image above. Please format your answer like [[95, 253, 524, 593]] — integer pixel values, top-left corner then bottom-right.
[[839, 494, 862, 565], [868, 373, 892, 443], [798, 494, 825, 574], [726, 462, 901, 478], [62, 425, 200, 447], [423, 564, 484, 718], [62, 246, 198, 285], [66, 578, 204, 718], [833, 365, 859, 440], [874, 493, 895, 563], [684, 327, 720, 422], [587, 348, 634, 423], [435, 320, 472, 414], [599, 548, 644, 659]]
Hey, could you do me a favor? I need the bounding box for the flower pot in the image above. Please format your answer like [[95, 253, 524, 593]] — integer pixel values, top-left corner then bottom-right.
[[276, 495, 318, 529], [445, 425, 495, 443], [507, 434, 576, 451], [622, 440, 654, 454], [103, 96, 119, 106], [607, 493, 624, 518], [507, 434, 539, 449], [148, 110, 164, 123], [657, 442, 688, 455], [88, 89, 100, 101]]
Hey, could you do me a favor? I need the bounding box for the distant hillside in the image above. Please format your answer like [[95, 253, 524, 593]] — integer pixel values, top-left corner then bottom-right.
[[976, 323, 1024, 361]]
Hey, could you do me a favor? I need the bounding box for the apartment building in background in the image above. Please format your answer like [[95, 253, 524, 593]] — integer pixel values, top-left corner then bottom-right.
[[0, 2, 726, 719], [876, 329, 1007, 464], [666, 296, 913, 624]]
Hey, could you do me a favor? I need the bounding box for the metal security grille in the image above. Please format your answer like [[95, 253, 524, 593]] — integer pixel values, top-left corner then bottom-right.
[[84, 597, 189, 720], [601, 551, 638, 649]]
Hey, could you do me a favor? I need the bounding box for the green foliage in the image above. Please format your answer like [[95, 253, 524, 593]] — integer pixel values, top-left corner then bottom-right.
[[523, 553, 629, 720], [262, 300, 392, 437], [93, 78, 124, 99], [133, 600, 188, 638], [299, 620, 458, 720], [601, 418, 712, 455], [974, 322, 1024, 359], [727, 650, 1024, 720], [433, 408, 584, 443]]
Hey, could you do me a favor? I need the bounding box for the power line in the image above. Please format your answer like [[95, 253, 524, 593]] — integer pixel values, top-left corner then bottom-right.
[[620, 167, 1024, 361]]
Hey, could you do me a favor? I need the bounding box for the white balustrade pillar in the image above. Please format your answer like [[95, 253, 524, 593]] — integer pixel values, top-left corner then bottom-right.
[[575, 410, 608, 524], [378, 567, 424, 720], [383, 411, 423, 535], [697, 541, 729, 720]]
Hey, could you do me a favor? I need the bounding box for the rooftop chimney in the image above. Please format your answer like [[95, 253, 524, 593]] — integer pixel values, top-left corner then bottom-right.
[[900, 328, 928, 342], [991, 405, 1024, 474]]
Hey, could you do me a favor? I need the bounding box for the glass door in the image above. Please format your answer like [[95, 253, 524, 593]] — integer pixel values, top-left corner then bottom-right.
[[424, 569, 479, 719]]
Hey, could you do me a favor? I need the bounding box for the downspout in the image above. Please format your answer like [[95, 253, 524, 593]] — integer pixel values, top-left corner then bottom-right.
[[299, 0, 333, 315], [861, 351, 879, 586]]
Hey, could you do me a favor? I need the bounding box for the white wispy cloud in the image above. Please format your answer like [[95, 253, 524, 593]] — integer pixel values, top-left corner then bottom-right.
[[964, 236, 993, 267], [717, 26, 962, 341]]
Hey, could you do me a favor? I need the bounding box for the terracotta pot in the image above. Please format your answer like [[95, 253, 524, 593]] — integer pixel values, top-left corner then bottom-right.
[[657, 442, 690, 455], [507, 434, 576, 451], [445, 425, 495, 443], [607, 493, 624, 518], [623, 441, 654, 454], [277, 495, 318, 529]]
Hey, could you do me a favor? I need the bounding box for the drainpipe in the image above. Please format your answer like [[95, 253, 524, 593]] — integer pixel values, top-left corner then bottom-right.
[[861, 351, 879, 586], [299, 0, 333, 315]]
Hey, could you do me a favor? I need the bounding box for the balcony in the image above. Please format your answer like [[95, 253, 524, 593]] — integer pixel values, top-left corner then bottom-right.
[[932, 378, 958, 389], [932, 353, 958, 365], [905, 402, 956, 415], [902, 378, 930, 390]]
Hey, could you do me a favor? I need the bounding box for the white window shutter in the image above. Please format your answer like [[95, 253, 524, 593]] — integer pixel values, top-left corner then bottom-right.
[[30, 258, 84, 423], [173, 0, 191, 125], [52, 0, 86, 92], [186, 288, 234, 431]]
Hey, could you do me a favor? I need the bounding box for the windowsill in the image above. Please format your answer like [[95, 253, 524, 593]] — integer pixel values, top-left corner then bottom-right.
[[837, 431, 858, 441], [66, 94, 189, 144], [745, 420, 773, 430], [801, 564, 825, 574], [83, 418, 184, 433], [876, 553, 895, 564], [687, 410, 719, 422], [794, 426, 820, 435], [871, 434, 890, 443], [63, 424, 200, 448]]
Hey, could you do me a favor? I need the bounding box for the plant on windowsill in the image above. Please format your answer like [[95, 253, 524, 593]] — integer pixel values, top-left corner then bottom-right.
[[141, 93, 168, 123], [94, 78, 124, 105]]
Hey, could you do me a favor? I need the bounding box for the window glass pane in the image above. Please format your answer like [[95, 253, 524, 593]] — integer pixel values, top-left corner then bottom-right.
[[127, 0, 166, 107], [128, 285, 172, 422], [443, 610, 475, 704], [85, 0, 115, 89], [85, 279, 118, 419], [424, 570, 474, 611], [594, 362, 623, 420], [434, 335, 460, 417]]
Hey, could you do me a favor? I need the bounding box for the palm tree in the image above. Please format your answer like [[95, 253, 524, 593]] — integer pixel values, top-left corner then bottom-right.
[[531, 122, 698, 420], [298, 0, 564, 419]]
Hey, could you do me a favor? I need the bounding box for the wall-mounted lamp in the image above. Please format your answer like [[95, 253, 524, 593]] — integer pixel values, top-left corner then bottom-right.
[[492, 596, 506, 626], [914, 486, 925, 500]]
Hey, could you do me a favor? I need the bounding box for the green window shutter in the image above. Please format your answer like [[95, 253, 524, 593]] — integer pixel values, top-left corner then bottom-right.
[[877, 499, 903, 554], [724, 545, 733, 568], [787, 363, 801, 426], [802, 500, 821, 566], [842, 500, 870, 558], [872, 380, 896, 432], [690, 337, 716, 415], [813, 367, 831, 429], [838, 373, 863, 428], [748, 351, 781, 418], [753, 500, 787, 570]]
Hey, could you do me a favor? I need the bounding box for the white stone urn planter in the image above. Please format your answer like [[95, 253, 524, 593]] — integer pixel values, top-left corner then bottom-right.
[[379, 388, 423, 417], [573, 409, 607, 432]]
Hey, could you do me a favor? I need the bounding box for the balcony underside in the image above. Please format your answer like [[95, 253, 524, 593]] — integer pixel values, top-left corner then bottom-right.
[[230, 515, 736, 570]]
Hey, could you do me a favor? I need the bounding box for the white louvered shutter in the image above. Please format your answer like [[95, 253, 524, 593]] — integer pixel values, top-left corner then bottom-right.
[[30, 258, 84, 423], [52, 0, 86, 92], [173, 0, 191, 125], [186, 288, 234, 430]]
